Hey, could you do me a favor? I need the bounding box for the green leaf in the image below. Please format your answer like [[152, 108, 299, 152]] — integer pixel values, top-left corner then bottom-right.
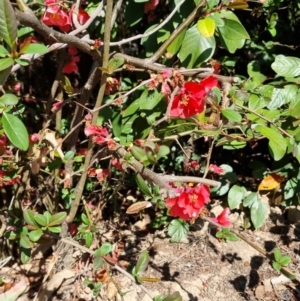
[[178, 25, 216, 68], [125, 0, 144, 27], [34, 214, 47, 227], [272, 261, 282, 271], [136, 174, 152, 197], [279, 256, 291, 266], [0, 62, 11, 86], [107, 57, 124, 73], [167, 29, 186, 56], [256, 126, 287, 161], [221, 109, 242, 122], [271, 55, 300, 77], [250, 197, 268, 229], [43, 211, 51, 224], [98, 242, 112, 255], [28, 229, 43, 242], [0, 93, 18, 106], [85, 232, 93, 247], [228, 185, 247, 209], [225, 232, 238, 241], [48, 226, 62, 233], [17, 26, 34, 38], [14, 58, 29, 66], [123, 98, 140, 117], [48, 212, 67, 226], [0, 0, 17, 48], [81, 213, 90, 225], [222, 139, 247, 150], [284, 177, 298, 200], [162, 291, 183, 301], [20, 247, 31, 264], [243, 192, 258, 208], [217, 27, 245, 53], [131, 145, 147, 162], [20, 235, 31, 249], [64, 150, 75, 161], [247, 61, 267, 85], [21, 43, 48, 55], [0, 57, 14, 71], [157, 145, 170, 158], [0, 45, 9, 56], [219, 19, 250, 40], [168, 219, 189, 242], [249, 94, 265, 110], [135, 250, 149, 276], [93, 256, 104, 270], [23, 209, 39, 228], [274, 248, 282, 263], [139, 89, 163, 110], [197, 17, 216, 38], [267, 88, 286, 110], [2, 112, 29, 151]]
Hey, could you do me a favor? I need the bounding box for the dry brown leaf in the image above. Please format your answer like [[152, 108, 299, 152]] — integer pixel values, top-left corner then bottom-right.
[[126, 201, 152, 214]]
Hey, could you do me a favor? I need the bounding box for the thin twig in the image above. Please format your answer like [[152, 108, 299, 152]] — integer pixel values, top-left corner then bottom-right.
[[235, 103, 293, 138], [159, 175, 220, 187], [109, 0, 185, 47], [66, 0, 113, 223]]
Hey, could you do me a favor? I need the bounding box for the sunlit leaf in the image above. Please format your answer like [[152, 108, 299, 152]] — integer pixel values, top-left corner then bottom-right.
[[135, 250, 149, 276], [0, 0, 17, 48], [21, 43, 48, 55], [258, 173, 284, 191], [168, 219, 189, 242], [2, 112, 29, 151], [0, 57, 14, 71], [197, 17, 216, 38], [271, 55, 300, 77]]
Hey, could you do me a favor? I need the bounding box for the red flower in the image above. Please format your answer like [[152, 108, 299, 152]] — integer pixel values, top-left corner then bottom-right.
[[211, 208, 231, 227], [84, 125, 109, 145], [0, 134, 7, 147], [77, 148, 88, 156], [105, 77, 120, 95], [77, 8, 89, 24], [29, 133, 40, 143], [63, 55, 80, 74], [144, 0, 159, 13], [166, 184, 210, 220], [67, 46, 78, 56], [42, 1, 72, 32], [51, 100, 63, 113], [170, 76, 218, 119], [95, 168, 109, 182], [0, 170, 20, 187], [161, 82, 171, 95], [111, 157, 124, 171], [209, 164, 225, 175]]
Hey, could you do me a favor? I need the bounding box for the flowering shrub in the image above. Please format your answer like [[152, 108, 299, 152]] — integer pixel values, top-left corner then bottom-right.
[[170, 76, 218, 118], [166, 184, 210, 220], [42, 0, 89, 32], [1, 0, 300, 297]]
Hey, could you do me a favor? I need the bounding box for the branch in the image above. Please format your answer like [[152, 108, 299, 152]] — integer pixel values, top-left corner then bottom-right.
[[201, 216, 300, 283], [14, 8, 102, 61], [109, 0, 185, 47], [115, 143, 221, 199], [235, 103, 293, 139], [66, 0, 113, 223], [148, 0, 205, 63]]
